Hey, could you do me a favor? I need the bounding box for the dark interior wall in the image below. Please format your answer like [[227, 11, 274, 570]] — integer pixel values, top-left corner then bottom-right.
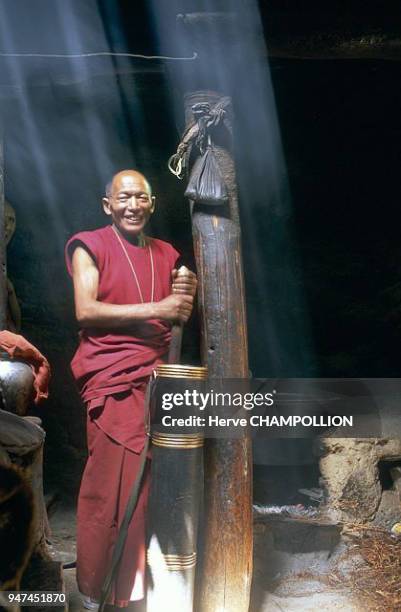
[[267, 58, 401, 377]]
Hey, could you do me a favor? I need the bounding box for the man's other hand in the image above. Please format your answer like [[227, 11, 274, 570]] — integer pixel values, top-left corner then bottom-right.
[[171, 267, 197, 297]]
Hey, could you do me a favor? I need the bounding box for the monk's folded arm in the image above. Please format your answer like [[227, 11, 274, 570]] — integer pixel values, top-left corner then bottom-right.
[[71, 246, 193, 328]]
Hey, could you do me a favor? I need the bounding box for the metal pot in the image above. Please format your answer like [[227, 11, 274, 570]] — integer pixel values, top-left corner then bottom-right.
[[0, 351, 35, 415]]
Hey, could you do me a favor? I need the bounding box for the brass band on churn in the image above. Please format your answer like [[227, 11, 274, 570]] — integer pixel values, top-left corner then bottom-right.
[[151, 432, 204, 449], [147, 551, 197, 571], [154, 363, 208, 380]]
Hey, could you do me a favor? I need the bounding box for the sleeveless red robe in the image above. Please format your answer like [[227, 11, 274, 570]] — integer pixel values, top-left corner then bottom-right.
[[66, 225, 178, 606]]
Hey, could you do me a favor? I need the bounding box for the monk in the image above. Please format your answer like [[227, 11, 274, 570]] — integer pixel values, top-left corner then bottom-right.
[[65, 170, 197, 610]]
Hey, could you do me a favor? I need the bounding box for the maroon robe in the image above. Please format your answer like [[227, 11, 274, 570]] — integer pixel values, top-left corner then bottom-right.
[[66, 225, 178, 606]]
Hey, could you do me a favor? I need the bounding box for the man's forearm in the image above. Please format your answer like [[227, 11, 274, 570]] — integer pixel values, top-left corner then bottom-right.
[[76, 299, 159, 328]]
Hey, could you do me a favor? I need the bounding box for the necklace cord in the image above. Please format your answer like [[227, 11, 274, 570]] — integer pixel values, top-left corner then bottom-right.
[[112, 226, 155, 304]]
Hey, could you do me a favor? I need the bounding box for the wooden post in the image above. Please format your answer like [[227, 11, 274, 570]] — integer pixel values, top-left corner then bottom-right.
[[169, 10, 254, 608], [184, 90, 252, 612], [0, 135, 7, 330]]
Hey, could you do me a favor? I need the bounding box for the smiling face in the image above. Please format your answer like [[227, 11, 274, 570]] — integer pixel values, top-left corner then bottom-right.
[[102, 170, 155, 240]]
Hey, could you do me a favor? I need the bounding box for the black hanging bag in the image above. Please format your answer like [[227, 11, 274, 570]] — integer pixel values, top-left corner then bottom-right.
[[184, 143, 229, 205]]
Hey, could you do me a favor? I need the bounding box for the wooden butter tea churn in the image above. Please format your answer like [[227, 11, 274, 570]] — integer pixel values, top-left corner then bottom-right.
[[146, 363, 208, 612]]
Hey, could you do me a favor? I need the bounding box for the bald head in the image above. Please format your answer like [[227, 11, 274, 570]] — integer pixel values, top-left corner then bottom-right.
[[106, 170, 152, 198]]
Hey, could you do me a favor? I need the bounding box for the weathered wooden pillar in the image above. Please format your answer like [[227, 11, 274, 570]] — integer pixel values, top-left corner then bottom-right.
[[186, 91, 252, 612], [174, 13, 253, 611], [0, 137, 55, 586], [0, 135, 7, 330]]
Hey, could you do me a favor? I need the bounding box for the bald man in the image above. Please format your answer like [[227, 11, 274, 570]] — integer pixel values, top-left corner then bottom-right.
[[65, 170, 197, 610]]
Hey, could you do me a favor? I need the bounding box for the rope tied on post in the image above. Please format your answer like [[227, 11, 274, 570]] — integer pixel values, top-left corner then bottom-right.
[[167, 96, 232, 182]]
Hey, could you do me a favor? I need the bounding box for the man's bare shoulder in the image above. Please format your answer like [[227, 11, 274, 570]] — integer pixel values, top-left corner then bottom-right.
[[71, 245, 97, 267], [66, 226, 111, 275]]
